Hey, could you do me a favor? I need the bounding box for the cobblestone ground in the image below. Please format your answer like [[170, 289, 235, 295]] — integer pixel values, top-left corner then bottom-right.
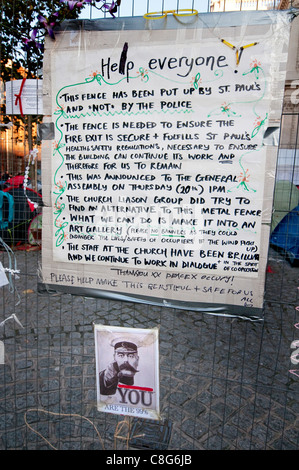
[[0, 247, 298, 450]]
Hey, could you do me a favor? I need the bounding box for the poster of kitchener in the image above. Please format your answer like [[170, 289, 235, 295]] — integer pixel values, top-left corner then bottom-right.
[[94, 324, 160, 420]]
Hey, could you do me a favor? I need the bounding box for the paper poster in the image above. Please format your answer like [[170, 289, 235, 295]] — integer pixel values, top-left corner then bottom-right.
[[94, 324, 160, 420], [41, 14, 290, 315], [5, 79, 43, 115]]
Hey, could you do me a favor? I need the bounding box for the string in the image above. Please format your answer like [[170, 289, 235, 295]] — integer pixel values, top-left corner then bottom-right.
[[143, 8, 261, 69], [114, 416, 145, 449], [144, 9, 198, 20], [143, 8, 258, 68], [196, 8, 291, 59], [0, 236, 21, 303], [289, 291, 299, 378], [23, 149, 39, 212], [0, 313, 24, 329], [221, 39, 258, 66], [114, 416, 131, 449], [24, 408, 105, 450], [25, 408, 145, 450]]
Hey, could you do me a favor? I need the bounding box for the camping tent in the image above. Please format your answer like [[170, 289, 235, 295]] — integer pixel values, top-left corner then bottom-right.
[[0, 187, 42, 245], [270, 204, 299, 266], [271, 180, 299, 232], [270, 181, 299, 265]]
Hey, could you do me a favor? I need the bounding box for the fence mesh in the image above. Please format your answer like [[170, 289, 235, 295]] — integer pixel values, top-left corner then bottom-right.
[[0, 0, 298, 451]]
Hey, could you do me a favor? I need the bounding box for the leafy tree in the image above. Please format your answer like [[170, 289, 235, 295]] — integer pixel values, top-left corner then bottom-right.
[[0, 0, 87, 81], [0, 0, 120, 173], [0, 0, 121, 80], [0, 1, 87, 179]]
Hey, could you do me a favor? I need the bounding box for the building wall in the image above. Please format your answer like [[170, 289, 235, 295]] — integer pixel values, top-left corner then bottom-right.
[[210, 0, 282, 11]]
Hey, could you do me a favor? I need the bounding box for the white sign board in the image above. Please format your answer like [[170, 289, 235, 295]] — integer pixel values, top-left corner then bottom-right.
[[41, 13, 290, 317], [5, 79, 43, 115]]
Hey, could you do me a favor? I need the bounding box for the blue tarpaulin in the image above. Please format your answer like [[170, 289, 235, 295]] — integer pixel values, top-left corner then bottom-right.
[[270, 204, 299, 265]]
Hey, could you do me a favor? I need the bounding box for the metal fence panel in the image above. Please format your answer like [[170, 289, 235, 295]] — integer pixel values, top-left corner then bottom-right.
[[0, 0, 298, 451]]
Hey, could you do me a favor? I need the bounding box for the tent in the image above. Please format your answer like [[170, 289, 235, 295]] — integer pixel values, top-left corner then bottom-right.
[[270, 181, 299, 265], [271, 180, 299, 232], [6, 175, 26, 188], [270, 205, 299, 266], [0, 187, 42, 245]]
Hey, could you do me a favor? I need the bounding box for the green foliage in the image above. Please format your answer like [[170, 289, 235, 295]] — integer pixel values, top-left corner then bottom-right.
[[0, 0, 84, 79], [0, 1, 85, 143]]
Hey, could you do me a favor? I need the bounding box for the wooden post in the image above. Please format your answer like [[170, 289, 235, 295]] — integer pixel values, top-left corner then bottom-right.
[[27, 115, 37, 191]]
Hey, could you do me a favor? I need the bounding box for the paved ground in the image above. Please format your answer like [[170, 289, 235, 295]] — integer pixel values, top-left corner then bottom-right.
[[0, 246, 298, 450]]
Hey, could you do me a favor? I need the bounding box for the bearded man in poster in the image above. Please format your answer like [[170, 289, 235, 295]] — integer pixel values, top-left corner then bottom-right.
[[99, 339, 139, 395]]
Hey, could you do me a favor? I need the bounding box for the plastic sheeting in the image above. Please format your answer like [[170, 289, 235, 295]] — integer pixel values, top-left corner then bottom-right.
[[40, 10, 292, 319]]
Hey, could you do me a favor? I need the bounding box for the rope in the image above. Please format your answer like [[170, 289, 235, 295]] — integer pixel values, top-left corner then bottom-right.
[[0, 236, 21, 303], [14, 77, 27, 116], [23, 149, 39, 211], [114, 416, 145, 449], [24, 408, 105, 450]]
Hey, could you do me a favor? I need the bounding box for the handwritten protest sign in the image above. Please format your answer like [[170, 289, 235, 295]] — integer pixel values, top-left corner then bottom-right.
[[41, 14, 290, 316]]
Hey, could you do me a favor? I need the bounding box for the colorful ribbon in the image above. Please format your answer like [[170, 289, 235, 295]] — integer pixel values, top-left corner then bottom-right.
[[23, 149, 39, 212], [221, 39, 258, 66], [14, 77, 27, 116], [144, 9, 198, 20]]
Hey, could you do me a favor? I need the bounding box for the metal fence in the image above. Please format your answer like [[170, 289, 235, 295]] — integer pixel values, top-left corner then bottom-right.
[[0, 0, 298, 451]]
